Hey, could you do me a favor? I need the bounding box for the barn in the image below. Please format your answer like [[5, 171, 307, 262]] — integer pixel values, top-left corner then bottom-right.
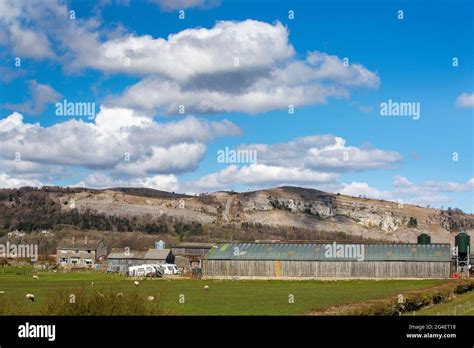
[[202, 242, 451, 279]]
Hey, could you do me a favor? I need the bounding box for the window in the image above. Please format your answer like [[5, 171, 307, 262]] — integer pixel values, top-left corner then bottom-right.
[[84, 259, 93, 265]]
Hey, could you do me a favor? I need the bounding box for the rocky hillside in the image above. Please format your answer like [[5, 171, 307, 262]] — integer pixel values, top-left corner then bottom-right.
[[55, 186, 473, 245], [0, 186, 472, 245]]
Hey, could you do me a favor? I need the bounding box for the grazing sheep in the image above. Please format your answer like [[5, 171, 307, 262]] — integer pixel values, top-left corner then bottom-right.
[[97, 293, 105, 298], [204, 285, 209, 292], [91, 282, 94, 287], [116, 292, 123, 297], [147, 296, 155, 301], [0, 291, 5, 294], [26, 294, 35, 302], [32, 275, 39, 279], [134, 281, 139, 286]]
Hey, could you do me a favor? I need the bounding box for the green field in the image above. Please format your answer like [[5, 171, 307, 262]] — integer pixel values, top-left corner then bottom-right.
[[408, 290, 474, 316], [0, 267, 457, 315]]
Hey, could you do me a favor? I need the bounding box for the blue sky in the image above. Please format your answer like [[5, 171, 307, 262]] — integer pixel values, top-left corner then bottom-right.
[[0, 0, 472, 211]]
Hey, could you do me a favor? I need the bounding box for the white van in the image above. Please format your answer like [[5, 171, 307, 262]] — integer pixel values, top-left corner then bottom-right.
[[160, 263, 180, 275], [128, 264, 163, 277]]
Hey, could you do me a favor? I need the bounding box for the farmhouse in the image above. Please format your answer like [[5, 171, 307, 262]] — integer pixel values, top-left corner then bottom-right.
[[107, 247, 175, 274], [56, 237, 107, 268], [202, 242, 451, 279]]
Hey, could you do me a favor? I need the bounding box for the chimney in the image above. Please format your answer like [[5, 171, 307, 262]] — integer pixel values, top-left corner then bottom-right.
[[85, 236, 88, 245], [72, 236, 75, 245]]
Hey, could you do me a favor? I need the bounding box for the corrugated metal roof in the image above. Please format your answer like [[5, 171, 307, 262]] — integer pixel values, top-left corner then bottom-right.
[[144, 249, 172, 260], [204, 243, 451, 262], [174, 242, 214, 248], [108, 248, 171, 260]]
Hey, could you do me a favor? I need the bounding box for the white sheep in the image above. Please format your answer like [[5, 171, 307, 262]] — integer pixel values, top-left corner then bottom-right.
[[134, 281, 139, 286], [97, 293, 105, 298], [32, 275, 39, 279], [204, 285, 209, 292], [91, 282, 94, 287], [26, 293, 35, 302], [116, 292, 123, 297], [147, 296, 154, 301]]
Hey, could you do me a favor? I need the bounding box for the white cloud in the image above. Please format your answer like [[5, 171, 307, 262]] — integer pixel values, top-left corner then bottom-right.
[[108, 48, 379, 114], [115, 143, 207, 176], [0, 1, 380, 115], [456, 93, 474, 108], [0, 173, 42, 189], [3, 80, 62, 115], [393, 176, 474, 194], [181, 164, 338, 192], [71, 19, 295, 79], [0, 109, 240, 178], [339, 182, 389, 199], [76, 172, 179, 192], [338, 177, 474, 207], [239, 135, 401, 172]]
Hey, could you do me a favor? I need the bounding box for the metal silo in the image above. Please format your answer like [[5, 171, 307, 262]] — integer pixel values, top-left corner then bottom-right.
[[155, 240, 165, 250], [455, 231, 470, 274], [455, 232, 470, 255]]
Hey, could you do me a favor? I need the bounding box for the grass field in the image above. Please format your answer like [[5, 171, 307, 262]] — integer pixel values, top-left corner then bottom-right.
[[0, 267, 456, 315], [408, 290, 474, 316]]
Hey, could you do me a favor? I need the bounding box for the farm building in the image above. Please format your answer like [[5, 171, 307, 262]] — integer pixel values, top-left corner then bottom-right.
[[107, 248, 175, 274], [172, 242, 214, 271], [202, 242, 452, 279], [57, 237, 107, 268], [172, 242, 214, 256]]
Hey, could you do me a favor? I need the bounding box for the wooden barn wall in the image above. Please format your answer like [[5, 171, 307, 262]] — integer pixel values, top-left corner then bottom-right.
[[202, 260, 450, 278]]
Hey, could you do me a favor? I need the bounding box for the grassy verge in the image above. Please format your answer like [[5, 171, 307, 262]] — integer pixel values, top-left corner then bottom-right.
[[310, 279, 474, 315]]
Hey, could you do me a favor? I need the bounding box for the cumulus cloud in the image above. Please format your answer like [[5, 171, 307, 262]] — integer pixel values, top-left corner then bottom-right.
[[0, 109, 240, 179], [181, 164, 339, 192], [0, 0, 55, 59], [76, 172, 179, 192], [456, 93, 474, 108], [0, 1, 380, 115], [338, 177, 474, 207], [107, 46, 379, 114], [0, 173, 42, 189], [239, 135, 401, 171], [2, 80, 62, 115], [339, 182, 389, 199]]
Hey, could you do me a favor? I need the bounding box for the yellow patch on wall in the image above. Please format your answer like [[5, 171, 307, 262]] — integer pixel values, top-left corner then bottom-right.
[[275, 260, 281, 277]]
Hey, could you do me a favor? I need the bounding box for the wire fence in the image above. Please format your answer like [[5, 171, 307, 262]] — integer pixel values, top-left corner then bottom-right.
[[409, 300, 474, 316]]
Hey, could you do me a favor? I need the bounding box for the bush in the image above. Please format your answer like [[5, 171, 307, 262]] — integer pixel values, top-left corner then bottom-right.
[[41, 286, 165, 315]]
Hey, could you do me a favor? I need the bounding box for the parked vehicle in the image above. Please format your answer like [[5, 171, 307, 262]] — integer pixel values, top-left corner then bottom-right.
[[160, 263, 180, 275], [128, 264, 163, 278]]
